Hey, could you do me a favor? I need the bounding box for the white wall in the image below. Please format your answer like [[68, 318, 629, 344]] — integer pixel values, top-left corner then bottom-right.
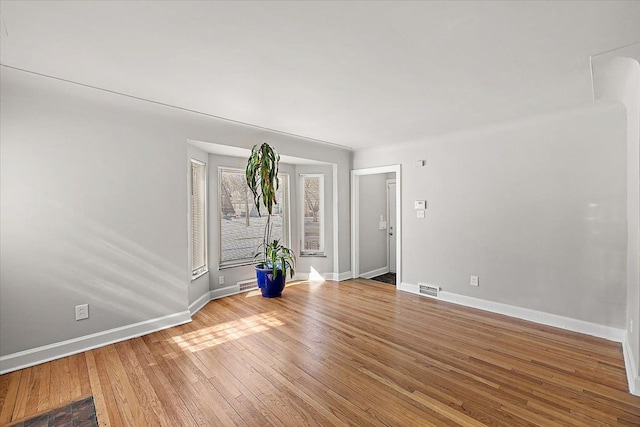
[[0, 67, 352, 369], [354, 101, 627, 328], [592, 51, 640, 393], [0, 69, 190, 358], [358, 174, 389, 276]]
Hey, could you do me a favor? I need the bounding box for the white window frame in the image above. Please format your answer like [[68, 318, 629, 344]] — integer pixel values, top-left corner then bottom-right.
[[190, 159, 208, 279], [300, 173, 325, 256], [218, 167, 290, 268]]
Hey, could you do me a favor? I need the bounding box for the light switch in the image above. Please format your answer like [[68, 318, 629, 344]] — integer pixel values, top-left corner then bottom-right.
[[379, 221, 387, 230], [415, 200, 426, 210]]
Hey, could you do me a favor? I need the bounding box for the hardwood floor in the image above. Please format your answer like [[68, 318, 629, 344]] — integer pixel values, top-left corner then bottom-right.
[[1, 278, 639, 426]]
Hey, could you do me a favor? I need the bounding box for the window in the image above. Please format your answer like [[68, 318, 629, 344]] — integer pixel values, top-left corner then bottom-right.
[[300, 174, 324, 256], [219, 167, 289, 266], [190, 159, 208, 278]]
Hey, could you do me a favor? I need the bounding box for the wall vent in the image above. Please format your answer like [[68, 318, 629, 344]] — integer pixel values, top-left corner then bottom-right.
[[237, 278, 258, 292], [418, 283, 439, 299]]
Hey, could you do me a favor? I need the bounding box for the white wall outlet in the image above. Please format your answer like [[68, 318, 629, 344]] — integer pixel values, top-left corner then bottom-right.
[[417, 210, 425, 218], [379, 220, 387, 230], [75, 304, 89, 320], [470, 275, 479, 287], [416, 160, 426, 167], [219, 276, 225, 285], [414, 200, 426, 210]]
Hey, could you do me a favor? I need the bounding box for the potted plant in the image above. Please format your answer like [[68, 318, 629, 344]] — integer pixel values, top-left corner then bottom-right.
[[246, 143, 296, 297]]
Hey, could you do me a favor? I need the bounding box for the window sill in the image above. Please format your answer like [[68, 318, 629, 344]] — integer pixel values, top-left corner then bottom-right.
[[219, 260, 257, 270], [191, 270, 209, 281]]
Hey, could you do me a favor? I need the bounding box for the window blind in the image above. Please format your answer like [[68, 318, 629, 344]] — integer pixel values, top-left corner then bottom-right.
[[191, 160, 207, 277]]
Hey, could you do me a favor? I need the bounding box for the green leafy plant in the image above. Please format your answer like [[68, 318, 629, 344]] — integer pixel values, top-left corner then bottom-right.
[[256, 239, 296, 278], [246, 143, 296, 278]]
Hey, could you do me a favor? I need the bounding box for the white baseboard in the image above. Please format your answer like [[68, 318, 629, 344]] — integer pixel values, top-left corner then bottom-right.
[[398, 281, 419, 294], [337, 271, 353, 281], [299, 271, 352, 281], [322, 273, 336, 281], [295, 271, 345, 282], [199, 272, 344, 306], [359, 266, 390, 279], [622, 332, 640, 396], [189, 292, 211, 316], [210, 284, 242, 300], [398, 283, 625, 342], [436, 290, 625, 342], [0, 311, 192, 375]]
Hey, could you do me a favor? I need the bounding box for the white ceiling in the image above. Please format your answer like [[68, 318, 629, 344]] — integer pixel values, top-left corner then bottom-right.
[[1, 1, 639, 150]]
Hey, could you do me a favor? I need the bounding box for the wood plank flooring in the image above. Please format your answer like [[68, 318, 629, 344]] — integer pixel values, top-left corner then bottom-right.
[[1, 278, 638, 426]]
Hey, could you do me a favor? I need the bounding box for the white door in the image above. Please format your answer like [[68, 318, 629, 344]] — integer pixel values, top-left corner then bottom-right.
[[387, 180, 397, 273]]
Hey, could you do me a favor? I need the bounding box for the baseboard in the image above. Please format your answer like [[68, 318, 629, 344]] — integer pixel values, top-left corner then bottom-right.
[[622, 332, 640, 396], [189, 292, 211, 316], [210, 284, 242, 300], [206, 271, 341, 301], [359, 266, 390, 279], [398, 281, 418, 294], [318, 271, 352, 281], [398, 283, 625, 342], [0, 310, 192, 375], [437, 290, 625, 342], [293, 272, 333, 282], [337, 271, 353, 281]]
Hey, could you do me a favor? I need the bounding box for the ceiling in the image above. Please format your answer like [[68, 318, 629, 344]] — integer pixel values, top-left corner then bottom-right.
[[1, 1, 639, 150]]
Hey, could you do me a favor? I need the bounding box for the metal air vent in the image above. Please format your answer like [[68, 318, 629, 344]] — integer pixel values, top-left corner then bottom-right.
[[418, 283, 439, 299], [237, 278, 258, 292]]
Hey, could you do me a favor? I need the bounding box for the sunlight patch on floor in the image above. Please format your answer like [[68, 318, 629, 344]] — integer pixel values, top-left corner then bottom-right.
[[170, 311, 284, 352], [307, 267, 325, 290]]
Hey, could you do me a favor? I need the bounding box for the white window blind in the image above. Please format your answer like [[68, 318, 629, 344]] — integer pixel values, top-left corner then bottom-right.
[[301, 174, 324, 255], [191, 160, 207, 277]]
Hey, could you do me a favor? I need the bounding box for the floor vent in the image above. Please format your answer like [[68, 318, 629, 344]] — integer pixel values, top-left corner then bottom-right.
[[418, 283, 439, 298], [237, 278, 258, 292]]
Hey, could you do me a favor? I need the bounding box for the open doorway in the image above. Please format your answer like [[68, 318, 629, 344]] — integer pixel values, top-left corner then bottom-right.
[[351, 165, 401, 287], [387, 178, 397, 274]]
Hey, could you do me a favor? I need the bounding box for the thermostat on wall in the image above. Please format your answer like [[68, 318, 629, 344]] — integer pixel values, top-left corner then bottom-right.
[[414, 200, 426, 210]]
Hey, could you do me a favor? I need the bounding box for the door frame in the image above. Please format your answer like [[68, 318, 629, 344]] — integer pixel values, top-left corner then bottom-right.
[[351, 165, 402, 287], [386, 178, 397, 274]]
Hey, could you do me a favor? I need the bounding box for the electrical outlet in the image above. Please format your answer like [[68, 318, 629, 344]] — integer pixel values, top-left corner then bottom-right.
[[75, 304, 89, 321], [219, 276, 225, 285], [417, 210, 425, 218], [470, 275, 479, 287]]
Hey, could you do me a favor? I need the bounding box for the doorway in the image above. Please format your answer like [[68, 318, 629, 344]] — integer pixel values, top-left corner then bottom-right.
[[351, 165, 401, 287], [387, 179, 396, 274]]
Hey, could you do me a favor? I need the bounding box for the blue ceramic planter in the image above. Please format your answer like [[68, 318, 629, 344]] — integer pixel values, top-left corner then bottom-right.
[[255, 264, 286, 298]]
